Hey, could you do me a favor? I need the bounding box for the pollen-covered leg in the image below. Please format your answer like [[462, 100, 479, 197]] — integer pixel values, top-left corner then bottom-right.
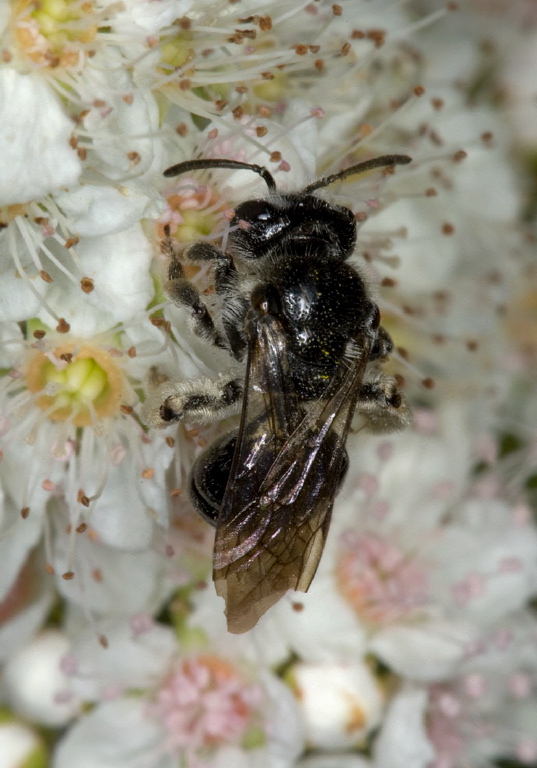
[[215, 260, 249, 361], [165, 274, 229, 350], [186, 242, 248, 361], [142, 373, 243, 428], [162, 228, 228, 350], [355, 373, 412, 433]]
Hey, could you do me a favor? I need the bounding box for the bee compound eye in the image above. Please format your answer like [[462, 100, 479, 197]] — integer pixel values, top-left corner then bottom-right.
[[234, 199, 275, 224]]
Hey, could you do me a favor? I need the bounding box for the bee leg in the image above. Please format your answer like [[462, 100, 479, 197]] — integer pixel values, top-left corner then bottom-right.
[[142, 372, 242, 428], [166, 276, 229, 350], [185, 242, 248, 361], [370, 325, 394, 361], [355, 373, 412, 433], [162, 233, 228, 351], [215, 260, 249, 361]]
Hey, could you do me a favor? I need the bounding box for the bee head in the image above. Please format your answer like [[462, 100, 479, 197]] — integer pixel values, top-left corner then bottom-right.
[[229, 193, 357, 262]]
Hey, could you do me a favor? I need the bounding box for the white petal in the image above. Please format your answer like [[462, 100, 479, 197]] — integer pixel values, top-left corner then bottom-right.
[[370, 621, 477, 682], [68, 621, 176, 700], [87, 460, 158, 551], [272, 577, 367, 664], [132, 436, 175, 531], [0, 491, 43, 601], [432, 499, 537, 624], [188, 582, 291, 668], [40, 223, 153, 337], [261, 670, 306, 768], [2, 630, 81, 727], [78, 51, 163, 179], [338, 401, 472, 539], [373, 687, 435, 768], [106, 0, 193, 36], [361, 194, 461, 294], [54, 538, 170, 616], [0, 436, 66, 521], [0, 70, 81, 205], [0, 322, 23, 367], [56, 184, 165, 237], [0, 588, 53, 664], [298, 756, 372, 768], [52, 698, 172, 768], [291, 661, 383, 749], [0, 722, 45, 768], [0, 243, 46, 323]]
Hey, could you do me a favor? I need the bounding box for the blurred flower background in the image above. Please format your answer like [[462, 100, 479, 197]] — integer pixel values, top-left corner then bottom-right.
[[0, 0, 536, 766]]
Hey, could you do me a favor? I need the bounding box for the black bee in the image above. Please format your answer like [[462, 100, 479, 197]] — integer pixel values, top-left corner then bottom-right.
[[144, 154, 412, 633]]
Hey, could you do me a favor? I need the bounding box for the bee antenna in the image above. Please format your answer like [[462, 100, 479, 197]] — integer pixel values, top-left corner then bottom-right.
[[302, 154, 411, 194], [163, 159, 277, 192]]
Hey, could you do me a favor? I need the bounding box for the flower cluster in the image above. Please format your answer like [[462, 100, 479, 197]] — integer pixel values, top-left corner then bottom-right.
[[0, 1, 536, 767]]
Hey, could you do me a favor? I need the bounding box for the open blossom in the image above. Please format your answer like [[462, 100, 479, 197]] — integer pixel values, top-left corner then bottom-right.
[[0, 0, 536, 766], [51, 619, 304, 768], [373, 612, 537, 768], [0, 314, 178, 613]]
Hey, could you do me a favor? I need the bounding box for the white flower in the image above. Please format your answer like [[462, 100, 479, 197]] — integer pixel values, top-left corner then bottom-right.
[[53, 620, 305, 768], [0, 312, 187, 625], [376, 612, 537, 767]]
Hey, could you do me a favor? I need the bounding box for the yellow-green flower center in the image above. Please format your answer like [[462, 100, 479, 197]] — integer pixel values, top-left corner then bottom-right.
[[253, 69, 288, 103], [175, 208, 219, 244], [26, 344, 124, 426], [160, 33, 194, 70], [13, 0, 97, 68]]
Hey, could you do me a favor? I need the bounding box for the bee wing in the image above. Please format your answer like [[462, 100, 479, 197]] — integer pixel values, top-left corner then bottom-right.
[[212, 312, 302, 570], [214, 314, 372, 633]]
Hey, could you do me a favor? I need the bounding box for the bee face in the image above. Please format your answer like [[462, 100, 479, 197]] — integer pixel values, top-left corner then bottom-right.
[[230, 193, 357, 263]]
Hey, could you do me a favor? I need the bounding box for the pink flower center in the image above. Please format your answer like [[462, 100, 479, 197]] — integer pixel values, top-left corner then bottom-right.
[[149, 656, 264, 758], [336, 531, 430, 625], [159, 181, 223, 246]]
